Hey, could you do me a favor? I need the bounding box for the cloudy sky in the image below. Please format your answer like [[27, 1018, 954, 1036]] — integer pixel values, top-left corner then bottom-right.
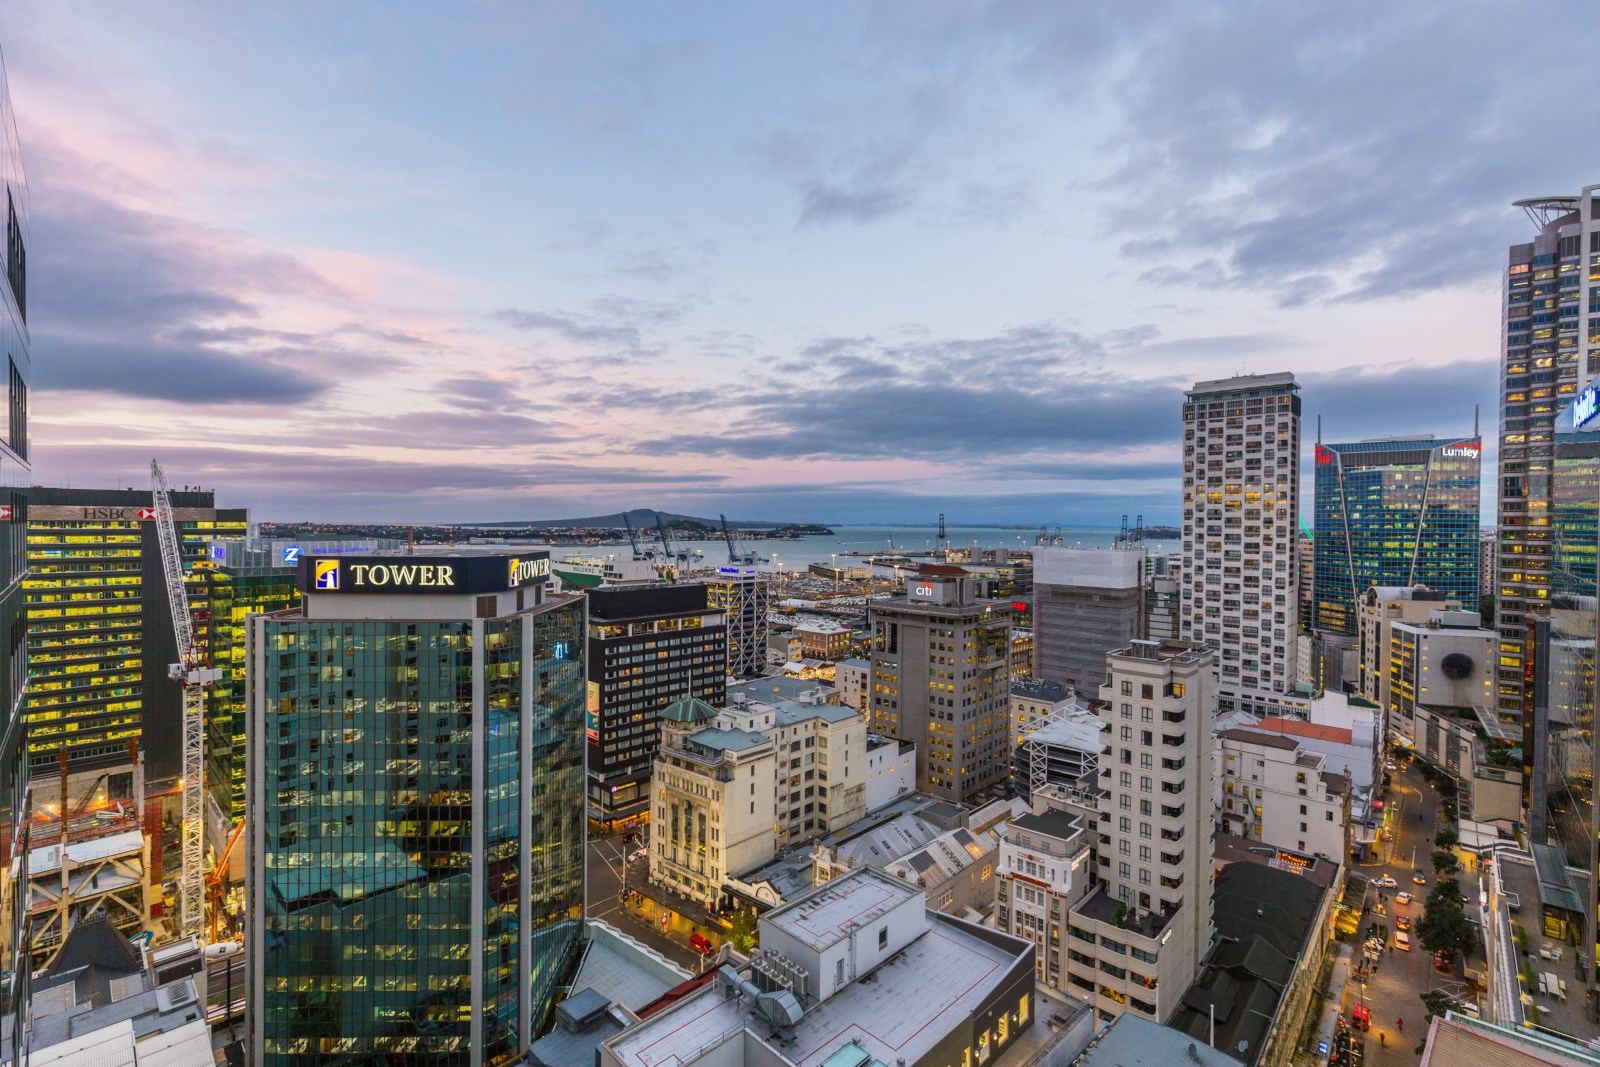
[[4, 1, 1597, 524]]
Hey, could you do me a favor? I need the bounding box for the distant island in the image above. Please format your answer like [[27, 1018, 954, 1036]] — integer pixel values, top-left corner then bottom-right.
[[256, 510, 836, 546]]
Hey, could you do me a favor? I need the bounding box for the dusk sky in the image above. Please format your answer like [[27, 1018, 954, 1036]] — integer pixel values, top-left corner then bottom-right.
[[5, 2, 1599, 524]]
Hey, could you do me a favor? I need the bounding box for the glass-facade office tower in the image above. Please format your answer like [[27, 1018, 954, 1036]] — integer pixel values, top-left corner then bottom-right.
[[1311, 436, 1482, 637], [247, 552, 585, 1065], [1497, 190, 1600, 729], [1180, 373, 1300, 714], [24, 488, 247, 800], [0, 46, 29, 1067], [1540, 380, 1600, 996], [201, 538, 398, 836]]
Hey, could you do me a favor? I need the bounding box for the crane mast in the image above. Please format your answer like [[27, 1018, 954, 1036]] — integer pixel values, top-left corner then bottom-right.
[[150, 460, 219, 940]]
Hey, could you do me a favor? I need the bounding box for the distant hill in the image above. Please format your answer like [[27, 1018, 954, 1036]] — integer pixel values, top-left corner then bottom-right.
[[476, 508, 800, 530]]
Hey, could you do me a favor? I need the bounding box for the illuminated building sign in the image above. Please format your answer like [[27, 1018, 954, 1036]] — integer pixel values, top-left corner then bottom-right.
[[1439, 441, 1482, 458], [913, 583, 934, 598], [717, 567, 758, 576], [1315, 446, 1335, 465], [299, 552, 550, 595], [1573, 385, 1600, 428], [282, 544, 301, 565]]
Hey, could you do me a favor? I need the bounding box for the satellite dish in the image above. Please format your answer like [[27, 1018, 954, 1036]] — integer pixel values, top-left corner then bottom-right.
[[1441, 653, 1474, 680]]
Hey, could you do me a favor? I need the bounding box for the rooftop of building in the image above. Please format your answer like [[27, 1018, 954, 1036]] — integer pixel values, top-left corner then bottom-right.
[[793, 618, 850, 634], [1170, 861, 1332, 1066], [764, 866, 917, 952], [1074, 885, 1174, 940], [881, 824, 1001, 888], [1250, 717, 1355, 745], [836, 657, 871, 670], [661, 694, 720, 724], [587, 583, 710, 621], [1020, 708, 1105, 754], [1186, 372, 1298, 397], [1319, 771, 1350, 797], [1012, 677, 1069, 702], [728, 676, 829, 704], [1107, 638, 1215, 667], [1211, 834, 1341, 891], [604, 870, 1030, 1067], [773, 700, 860, 727], [1420, 1011, 1600, 1066], [686, 726, 772, 754], [1218, 728, 1301, 751], [1010, 808, 1083, 843], [27, 1017, 213, 1067], [1073, 1015, 1246, 1067], [864, 734, 913, 754]]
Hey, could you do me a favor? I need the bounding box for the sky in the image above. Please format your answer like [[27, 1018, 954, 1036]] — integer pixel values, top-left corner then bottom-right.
[[3, 1, 1599, 525]]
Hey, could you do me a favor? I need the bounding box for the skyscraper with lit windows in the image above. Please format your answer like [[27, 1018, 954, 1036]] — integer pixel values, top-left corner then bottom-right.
[[247, 551, 585, 1065], [1311, 435, 1481, 637]]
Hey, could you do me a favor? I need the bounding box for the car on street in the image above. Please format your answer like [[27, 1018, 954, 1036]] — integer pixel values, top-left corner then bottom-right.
[[1414, 870, 1428, 884], [1434, 950, 1454, 971], [628, 848, 647, 863], [1350, 1004, 1370, 1030], [1395, 931, 1412, 951], [1396, 891, 1413, 906], [689, 933, 714, 955], [1395, 915, 1411, 931], [1374, 875, 1398, 889]]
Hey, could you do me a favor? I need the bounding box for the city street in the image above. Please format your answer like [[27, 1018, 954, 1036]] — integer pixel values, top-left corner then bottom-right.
[[1340, 758, 1479, 1065], [585, 831, 715, 974]]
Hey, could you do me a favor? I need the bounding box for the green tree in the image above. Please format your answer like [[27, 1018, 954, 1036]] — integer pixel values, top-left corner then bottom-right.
[[1418, 878, 1475, 961], [1432, 849, 1459, 875], [1420, 989, 1457, 1020], [727, 907, 759, 953], [1435, 827, 1458, 849]]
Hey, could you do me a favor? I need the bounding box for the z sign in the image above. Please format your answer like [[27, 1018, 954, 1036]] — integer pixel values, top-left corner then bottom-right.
[[282, 545, 301, 565]]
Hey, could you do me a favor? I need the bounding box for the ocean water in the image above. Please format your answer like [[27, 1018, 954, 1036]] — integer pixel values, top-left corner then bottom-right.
[[551, 524, 1177, 573]]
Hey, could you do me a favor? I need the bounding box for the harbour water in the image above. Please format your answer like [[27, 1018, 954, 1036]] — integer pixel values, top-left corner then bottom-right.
[[549, 524, 1179, 574]]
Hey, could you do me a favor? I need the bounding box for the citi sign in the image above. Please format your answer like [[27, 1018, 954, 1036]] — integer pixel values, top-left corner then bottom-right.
[[315, 561, 458, 590], [508, 557, 550, 587], [1439, 441, 1481, 459], [912, 583, 935, 598]]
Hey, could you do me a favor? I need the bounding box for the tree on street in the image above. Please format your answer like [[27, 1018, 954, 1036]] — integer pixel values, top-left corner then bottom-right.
[[1418, 877, 1475, 962]]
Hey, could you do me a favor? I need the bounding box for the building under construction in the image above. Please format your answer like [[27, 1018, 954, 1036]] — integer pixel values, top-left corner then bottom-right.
[[1031, 546, 1145, 691]]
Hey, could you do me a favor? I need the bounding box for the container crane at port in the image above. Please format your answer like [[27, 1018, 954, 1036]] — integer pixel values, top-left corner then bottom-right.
[[623, 512, 645, 560], [150, 460, 219, 940]]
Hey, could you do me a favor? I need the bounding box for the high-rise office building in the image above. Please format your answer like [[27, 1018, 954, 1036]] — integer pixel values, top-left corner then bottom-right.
[[1063, 638, 1217, 1025], [247, 551, 585, 1064], [705, 566, 768, 677], [0, 49, 29, 1067], [1031, 547, 1144, 692], [1534, 377, 1600, 973], [1478, 532, 1498, 600], [1497, 189, 1600, 723], [585, 584, 725, 829], [25, 488, 247, 803], [869, 573, 1012, 803], [1180, 374, 1301, 714], [1311, 435, 1481, 637], [200, 537, 398, 840]]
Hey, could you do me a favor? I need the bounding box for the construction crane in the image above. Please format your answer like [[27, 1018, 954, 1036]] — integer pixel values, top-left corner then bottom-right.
[[622, 512, 644, 560], [150, 460, 219, 940], [654, 512, 678, 562], [206, 817, 247, 942]]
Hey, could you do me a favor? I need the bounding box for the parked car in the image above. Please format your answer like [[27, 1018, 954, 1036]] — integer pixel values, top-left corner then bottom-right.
[[628, 848, 648, 863], [1396, 892, 1413, 906], [1395, 931, 1412, 951], [1351, 1004, 1371, 1030], [1374, 875, 1398, 889]]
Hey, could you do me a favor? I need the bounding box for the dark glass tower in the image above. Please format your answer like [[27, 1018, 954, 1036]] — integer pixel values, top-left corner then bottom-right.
[[1311, 436, 1482, 637], [247, 552, 585, 1065], [0, 45, 28, 1067]]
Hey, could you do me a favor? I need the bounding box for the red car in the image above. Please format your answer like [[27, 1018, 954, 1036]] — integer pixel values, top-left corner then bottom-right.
[[689, 933, 714, 955], [1351, 1004, 1371, 1030]]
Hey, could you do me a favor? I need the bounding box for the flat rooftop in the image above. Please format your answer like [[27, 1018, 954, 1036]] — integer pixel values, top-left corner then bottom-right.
[[604, 912, 1023, 1067], [765, 869, 915, 953]]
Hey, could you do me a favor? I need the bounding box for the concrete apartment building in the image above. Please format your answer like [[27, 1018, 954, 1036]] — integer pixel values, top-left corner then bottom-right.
[[1216, 728, 1349, 861], [793, 617, 851, 660], [1180, 373, 1301, 716], [1032, 547, 1145, 692], [1356, 584, 1457, 710], [600, 866, 1038, 1067], [1145, 557, 1182, 641], [869, 572, 1012, 803], [864, 733, 915, 810], [1385, 609, 1497, 750], [1478, 531, 1497, 599], [833, 656, 869, 710], [714, 690, 868, 845], [706, 566, 769, 677], [994, 807, 1093, 993], [648, 696, 777, 909], [1062, 639, 1217, 1025]]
